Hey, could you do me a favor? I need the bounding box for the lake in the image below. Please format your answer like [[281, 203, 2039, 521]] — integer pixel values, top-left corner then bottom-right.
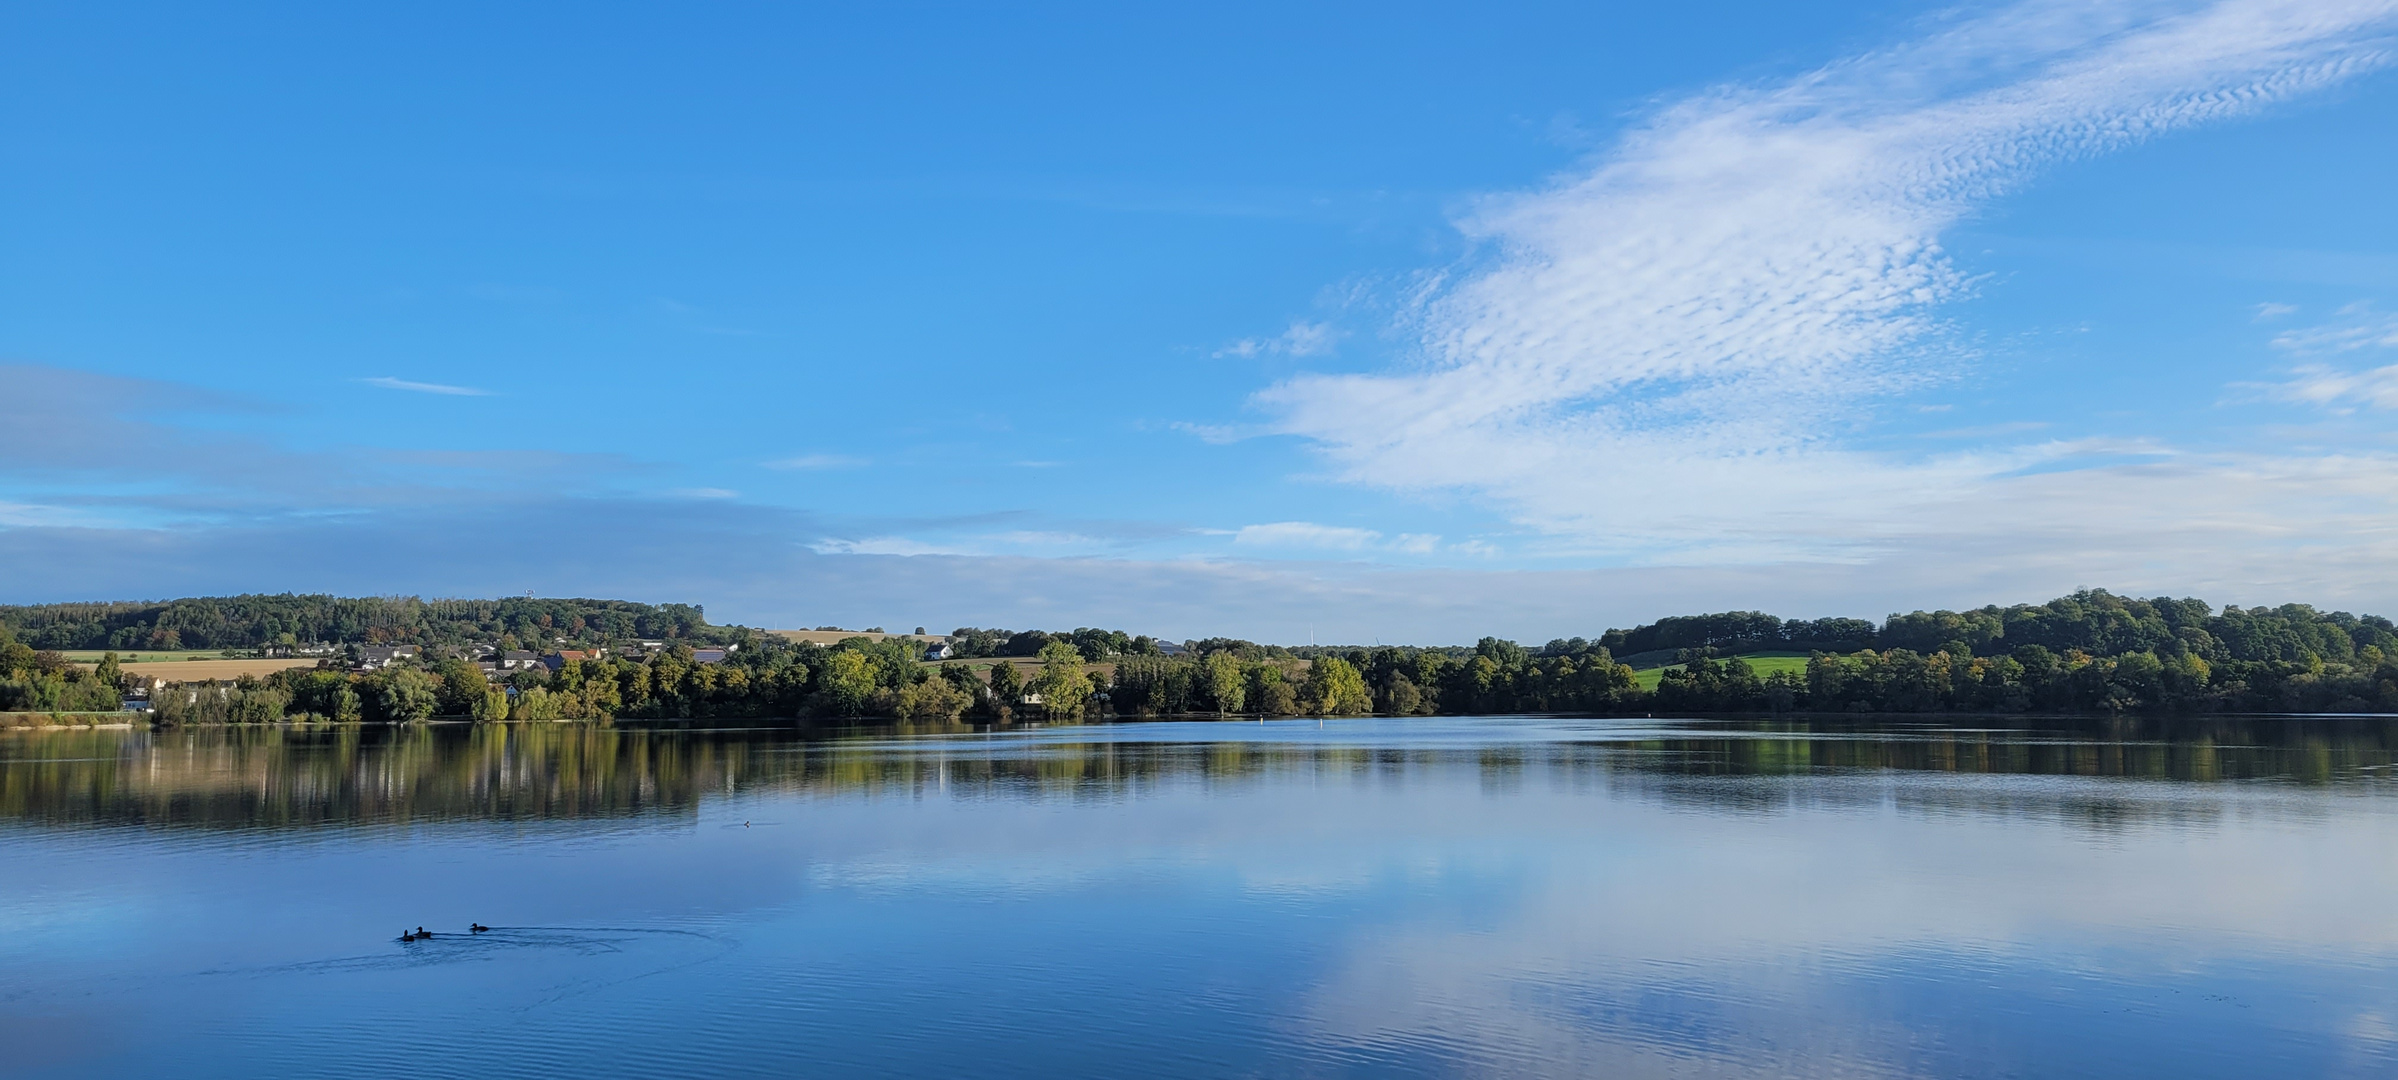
[[4, 715, 2397, 1078]]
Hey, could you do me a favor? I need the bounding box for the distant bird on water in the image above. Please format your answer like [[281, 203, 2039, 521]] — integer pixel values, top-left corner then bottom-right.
[[400, 930, 417, 942], [415, 926, 433, 939], [470, 923, 489, 933]]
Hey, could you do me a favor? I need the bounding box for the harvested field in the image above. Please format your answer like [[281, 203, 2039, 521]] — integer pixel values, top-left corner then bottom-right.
[[59, 649, 234, 663], [770, 630, 948, 647], [89, 658, 329, 682], [926, 657, 1113, 681]]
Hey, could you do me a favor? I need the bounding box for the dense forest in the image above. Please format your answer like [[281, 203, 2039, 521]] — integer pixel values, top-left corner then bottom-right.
[[8, 588, 2398, 720], [0, 594, 733, 651]]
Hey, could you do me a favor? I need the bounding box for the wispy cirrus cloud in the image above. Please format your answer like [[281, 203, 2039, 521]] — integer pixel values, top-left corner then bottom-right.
[[2254, 303, 2398, 411], [1216, 321, 1340, 359], [765, 453, 869, 471], [2270, 302, 2398, 355], [1231, 522, 1467, 557], [1234, 521, 1383, 550], [1255, 0, 2398, 564], [361, 376, 492, 397]]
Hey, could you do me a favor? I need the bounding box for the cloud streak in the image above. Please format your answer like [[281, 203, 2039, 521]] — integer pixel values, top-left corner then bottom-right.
[[764, 453, 869, 471], [1216, 321, 1341, 359], [1233, 521, 1383, 550], [361, 376, 493, 396], [1257, 0, 2398, 565]]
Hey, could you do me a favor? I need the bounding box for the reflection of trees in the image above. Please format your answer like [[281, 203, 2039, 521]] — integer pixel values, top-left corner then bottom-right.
[[3, 717, 2395, 831], [1607, 716, 2398, 783]]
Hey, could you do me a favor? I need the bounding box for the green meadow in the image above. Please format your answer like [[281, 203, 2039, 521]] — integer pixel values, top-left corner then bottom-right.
[[1629, 651, 1815, 691]]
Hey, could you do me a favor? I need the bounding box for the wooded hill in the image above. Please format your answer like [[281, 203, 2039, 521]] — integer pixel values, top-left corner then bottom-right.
[[0, 594, 739, 651]]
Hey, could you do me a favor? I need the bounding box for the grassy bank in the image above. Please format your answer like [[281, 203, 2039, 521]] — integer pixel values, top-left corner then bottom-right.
[[1629, 652, 1813, 691]]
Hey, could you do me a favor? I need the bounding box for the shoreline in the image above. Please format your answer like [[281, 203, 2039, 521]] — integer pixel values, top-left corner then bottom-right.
[[11, 709, 2398, 732]]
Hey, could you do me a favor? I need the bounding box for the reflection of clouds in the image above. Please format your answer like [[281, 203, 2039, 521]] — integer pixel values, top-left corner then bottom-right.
[[15, 721, 2398, 1074], [781, 744, 2398, 955], [1281, 775, 2398, 1076]]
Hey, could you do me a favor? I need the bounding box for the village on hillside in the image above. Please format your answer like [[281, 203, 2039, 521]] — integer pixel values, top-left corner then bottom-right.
[[99, 629, 959, 712]]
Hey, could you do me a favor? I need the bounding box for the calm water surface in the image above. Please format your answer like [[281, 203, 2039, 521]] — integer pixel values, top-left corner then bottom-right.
[[5, 715, 2397, 1078]]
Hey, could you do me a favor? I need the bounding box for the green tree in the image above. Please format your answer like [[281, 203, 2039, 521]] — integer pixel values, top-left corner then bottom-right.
[[1203, 651, 1247, 713], [364, 668, 438, 723], [509, 686, 560, 721], [432, 657, 488, 716], [986, 660, 1024, 706], [896, 677, 971, 722], [1032, 641, 1091, 720], [1303, 657, 1372, 716], [1249, 665, 1299, 716], [939, 663, 985, 702], [818, 650, 880, 716]]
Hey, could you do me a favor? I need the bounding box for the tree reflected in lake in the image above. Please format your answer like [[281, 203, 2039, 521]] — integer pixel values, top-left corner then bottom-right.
[[4, 715, 2395, 831]]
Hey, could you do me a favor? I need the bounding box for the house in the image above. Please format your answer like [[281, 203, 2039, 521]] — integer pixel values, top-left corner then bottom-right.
[[922, 641, 955, 661], [474, 661, 502, 679], [499, 650, 540, 670], [356, 645, 420, 670], [539, 649, 599, 672], [691, 648, 728, 664]]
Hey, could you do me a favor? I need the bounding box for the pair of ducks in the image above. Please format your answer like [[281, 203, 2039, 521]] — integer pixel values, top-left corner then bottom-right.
[[399, 924, 489, 942]]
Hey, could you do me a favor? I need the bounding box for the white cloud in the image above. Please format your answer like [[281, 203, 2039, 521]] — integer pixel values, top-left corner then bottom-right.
[[2253, 304, 2398, 411], [987, 530, 1105, 548], [2257, 363, 2398, 411], [1256, 0, 2398, 566], [2269, 302, 2398, 355], [2255, 301, 2301, 320], [764, 453, 868, 471], [1231, 523, 1474, 557], [810, 536, 968, 556], [1233, 521, 1383, 550], [19, 493, 2398, 642], [361, 376, 491, 397], [668, 487, 739, 499], [1216, 321, 1341, 359]]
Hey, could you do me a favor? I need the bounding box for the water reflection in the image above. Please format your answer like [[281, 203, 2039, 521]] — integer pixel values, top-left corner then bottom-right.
[[4, 715, 2394, 830], [8, 716, 2398, 1079]]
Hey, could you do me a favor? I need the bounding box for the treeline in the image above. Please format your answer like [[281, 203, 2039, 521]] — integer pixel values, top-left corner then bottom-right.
[[1641, 646, 2398, 715], [156, 636, 1093, 726], [1114, 640, 1625, 716], [1591, 590, 2398, 667], [946, 626, 1177, 660], [0, 594, 732, 651], [0, 630, 124, 713], [28, 588, 2398, 721], [147, 635, 1384, 726]]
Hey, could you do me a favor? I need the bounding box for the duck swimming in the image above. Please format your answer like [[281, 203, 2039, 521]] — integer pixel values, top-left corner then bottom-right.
[[400, 930, 417, 942], [470, 924, 489, 933], [414, 926, 433, 939]]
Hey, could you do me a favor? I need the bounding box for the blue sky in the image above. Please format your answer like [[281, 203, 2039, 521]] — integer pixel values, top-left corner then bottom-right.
[[6, 0, 2398, 642]]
